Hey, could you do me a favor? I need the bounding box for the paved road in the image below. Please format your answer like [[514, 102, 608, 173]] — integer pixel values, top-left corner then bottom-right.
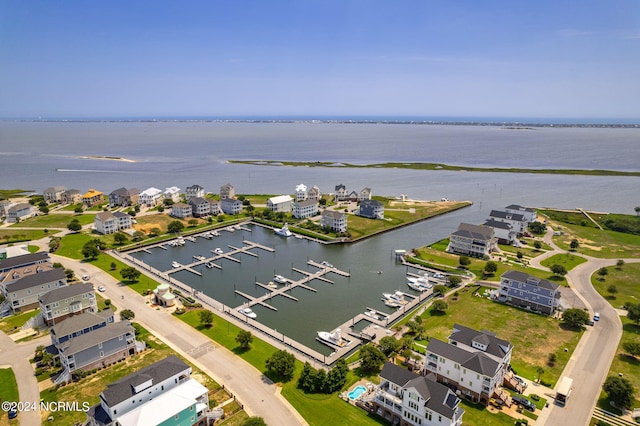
[[54, 255, 306, 426]]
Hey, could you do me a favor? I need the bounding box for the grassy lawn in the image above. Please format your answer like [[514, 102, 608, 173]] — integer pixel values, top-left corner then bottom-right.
[[39, 322, 232, 425], [0, 229, 57, 244], [418, 285, 582, 387], [499, 242, 551, 258], [591, 263, 640, 309], [56, 232, 95, 259], [540, 253, 588, 271], [239, 194, 277, 205], [458, 400, 516, 426], [10, 213, 94, 228], [0, 368, 19, 425], [0, 309, 40, 334], [550, 220, 640, 258]]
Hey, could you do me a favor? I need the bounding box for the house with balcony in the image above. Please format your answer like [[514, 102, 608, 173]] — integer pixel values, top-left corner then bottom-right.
[[1, 262, 52, 288], [447, 223, 497, 258], [61, 189, 82, 205], [139, 187, 164, 207], [424, 325, 513, 405], [39, 283, 97, 326], [497, 270, 561, 315], [0, 252, 50, 278], [359, 187, 372, 201], [185, 184, 205, 200], [267, 195, 294, 212], [504, 204, 537, 223], [82, 189, 105, 208], [189, 197, 212, 218], [293, 199, 319, 219], [88, 355, 209, 426], [6, 203, 37, 223], [373, 362, 464, 426], [482, 219, 516, 244], [307, 185, 322, 201], [0, 200, 15, 218], [50, 308, 114, 346], [43, 186, 67, 203], [357, 199, 384, 219], [3, 267, 66, 313], [220, 183, 235, 200], [164, 186, 181, 203], [295, 183, 308, 201], [94, 212, 132, 235], [220, 198, 242, 215], [171, 203, 193, 219], [489, 210, 528, 236], [334, 184, 348, 201], [108, 187, 140, 208], [321, 210, 347, 233]]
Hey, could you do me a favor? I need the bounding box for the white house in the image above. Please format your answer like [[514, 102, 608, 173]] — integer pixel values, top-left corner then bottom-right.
[[321, 210, 347, 233], [164, 186, 181, 203], [293, 199, 318, 219], [43, 186, 66, 203], [504, 204, 537, 223], [139, 187, 164, 207], [220, 183, 235, 200], [358, 187, 372, 201], [220, 198, 242, 215], [171, 203, 193, 219], [267, 195, 294, 212], [334, 184, 347, 201], [482, 219, 516, 244], [94, 212, 132, 235], [447, 223, 497, 258], [489, 210, 528, 236], [6, 203, 37, 223], [307, 185, 322, 201], [295, 184, 308, 201], [185, 184, 205, 200], [188, 197, 212, 217]]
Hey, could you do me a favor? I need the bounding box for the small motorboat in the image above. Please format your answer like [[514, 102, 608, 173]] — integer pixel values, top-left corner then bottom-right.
[[273, 275, 287, 284], [171, 261, 181, 268], [212, 248, 224, 255], [275, 223, 293, 237], [238, 307, 257, 319]]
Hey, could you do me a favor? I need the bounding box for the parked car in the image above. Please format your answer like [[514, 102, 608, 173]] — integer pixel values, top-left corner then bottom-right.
[[489, 398, 503, 408], [82, 275, 90, 281], [514, 376, 528, 389], [593, 312, 600, 321], [512, 395, 536, 411], [97, 286, 106, 292]]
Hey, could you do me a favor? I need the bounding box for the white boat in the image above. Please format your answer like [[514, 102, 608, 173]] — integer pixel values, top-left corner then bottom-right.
[[211, 230, 220, 237], [320, 260, 334, 268], [275, 223, 293, 237], [171, 261, 181, 268], [193, 255, 206, 261], [202, 232, 213, 239], [238, 307, 257, 319], [407, 281, 429, 292], [383, 299, 401, 308], [212, 248, 224, 255], [364, 309, 381, 320], [273, 275, 287, 284], [316, 329, 349, 347], [186, 236, 197, 242], [234, 224, 242, 230], [267, 281, 278, 289], [382, 291, 407, 305]]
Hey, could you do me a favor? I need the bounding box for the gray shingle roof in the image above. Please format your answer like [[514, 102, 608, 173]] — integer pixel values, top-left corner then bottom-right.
[[5, 268, 65, 292], [483, 219, 512, 230], [380, 361, 418, 386], [505, 204, 535, 212], [449, 324, 512, 360], [426, 338, 500, 376], [489, 210, 526, 222], [101, 355, 189, 406], [296, 199, 318, 207], [58, 321, 133, 355], [39, 283, 94, 305], [95, 211, 116, 222], [452, 223, 494, 240], [0, 252, 49, 272], [51, 309, 113, 338]]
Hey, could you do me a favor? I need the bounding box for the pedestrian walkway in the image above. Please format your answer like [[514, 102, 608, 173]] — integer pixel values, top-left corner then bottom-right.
[[593, 407, 638, 426]]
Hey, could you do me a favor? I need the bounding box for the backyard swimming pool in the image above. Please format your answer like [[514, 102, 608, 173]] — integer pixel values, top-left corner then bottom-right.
[[348, 385, 367, 400]]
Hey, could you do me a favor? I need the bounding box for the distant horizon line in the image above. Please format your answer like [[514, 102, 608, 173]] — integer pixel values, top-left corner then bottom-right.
[[1, 115, 639, 126]]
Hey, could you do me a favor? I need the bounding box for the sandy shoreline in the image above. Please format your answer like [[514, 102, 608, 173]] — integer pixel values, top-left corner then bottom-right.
[[79, 155, 138, 163]]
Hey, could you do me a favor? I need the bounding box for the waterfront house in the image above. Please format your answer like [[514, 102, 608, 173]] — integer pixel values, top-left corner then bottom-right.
[[164, 186, 182, 203], [114, 212, 132, 231], [56, 320, 140, 383], [447, 223, 497, 258], [358, 187, 372, 201], [87, 355, 209, 426], [307, 185, 322, 201], [139, 187, 163, 207], [334, 184, 347, 201], [171, 202, 193, 219], [189, 197, 211, 217], [220, 183, 235, 200], [208, 199, 221, 216], [82, 189, 104, 208], [504, 204, 537, 223], [61, 189, 82, 205], [220, 198, 242, 215], [50, 308, 114, 346], [267, 195, 294, 212], [497, 270, 561, 315], [482, 219, 516, 244], [43, 186, 67, 203], [295, 183, 308, 201], [489, 210, 528, 236], [4, 267, 66, 313], [373, 362, 464, 426], [185, 184, 205, 200], [0, 200, 15, 218], [357, 199, 384, 219], [321, 210, 347, 233], [293, 199, 319, 219], [6, 203, 37, 223], [94, 212, 132, 235], [108, 187, 139, 208], [424, 324, 513, 405], [0, 252, 50, 278], [39, 283, 97, 326], [346, 190, 359, 202]]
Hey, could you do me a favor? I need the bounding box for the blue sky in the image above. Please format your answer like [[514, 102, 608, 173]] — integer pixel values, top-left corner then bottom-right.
[[1, 1, 638, 119]]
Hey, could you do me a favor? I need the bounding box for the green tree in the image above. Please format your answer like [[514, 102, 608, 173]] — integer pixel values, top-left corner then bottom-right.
[[132, 231, 145, 241], [433, 285, 448, 297], [616, 259, 625, 269], [562, 308, 590, 328], [167, 220, 185, 233], [534, 240, 543, 250], [528, 221, 546, 235], [199, 310, 214, 328], [431, 299, 449, 313], [358, 344, 386, 374], [597, 267, 608, 280], [67, 219, 82, 232], [188, 219, 198, 227], [458, 255, 471, 269], [603, 376, 635, 409], [163, 198, 174, 206], [484, 261, 498, 276], [120, 267, 141, 282], [314, 369, 328, 393], [378, 336, 400, 358], [120, 309, 135, 320], [517, 251, 524, 261], [627, 303, 640, 328], [607, 285, 618, 299], [235, 330, 253, 349], [242, 417, 267, 426], [149, 227, 162, 237], [298, 362, 318, 392], [64, 268, 75, 280], [265, 350, 295, 380], [635, 206, 640, 216], [110, 261, 117, 270], [448, 275, 462, 287], [82, 242, 100, 260], [570, 239, 579, 251], [536, 366, 545, 384], [622, 341, 640, 358], [113, 232, 128, 245], [406, 320, 425, 338], [550, 264, 568, 277], [74, 206, 84, 213]]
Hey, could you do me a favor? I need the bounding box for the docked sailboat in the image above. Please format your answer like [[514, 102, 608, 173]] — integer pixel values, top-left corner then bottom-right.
[[275, 223, 293, 237]]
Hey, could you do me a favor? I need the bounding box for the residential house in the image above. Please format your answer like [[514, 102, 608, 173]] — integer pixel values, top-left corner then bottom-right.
[[0, 252, 50, 278], [82, 189, 105, 208], [50, 309, 115, 346], [334, 184, 347, 201], [139, 187, 163, 207], [489, 210, 528, 236], [61, 189, 82, 205], [0, 200, 15, 217], [447, 223, 497, 258], [189, 197, 212, 218], [424, 324, 513, 405], [94, 212, 132, 235], [108, 187, 140, 208], [267, 195, 294, 212], [373, 362, 464, 426], [220, 183, 235, 200], [1, 262, 52, 286], [504, 204, 537, 223], [346, 190, 359, 202], [88, 355, 209, 426], [208, 200, 220, 216], [6, 203, 37, 223], [3, 267, 66, 313], [321, 210, 347, 233], [164, 186, 181, 203], [357, 199, 384, 219], [39, 283, 97, 326], [482, 219, 516, 244], [171, 203, 193, 219], [295, 183, 308, 201], [114, 212, 132, 231], [43, 186, 67, 203], [307, 185, 322, 201], [358, 187, 372, 201], [152, 283, 176, 307], [185, 184, 205, 200], [497, 270, 561, 315], [293, 199, 319, 219], [220, 198, 242, 215], [57, 321, 140, 381]]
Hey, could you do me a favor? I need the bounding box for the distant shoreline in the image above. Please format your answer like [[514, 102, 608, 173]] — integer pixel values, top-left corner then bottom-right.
[[79, 155, 137, 163]]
